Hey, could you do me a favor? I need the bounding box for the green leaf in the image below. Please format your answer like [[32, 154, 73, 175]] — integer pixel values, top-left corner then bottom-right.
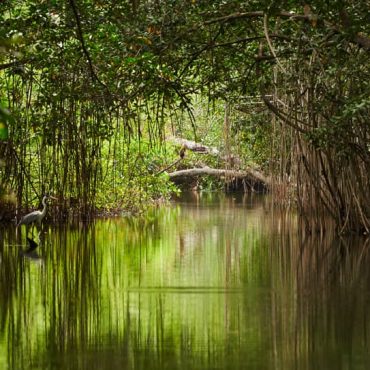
[[0, 122, 9, 141]]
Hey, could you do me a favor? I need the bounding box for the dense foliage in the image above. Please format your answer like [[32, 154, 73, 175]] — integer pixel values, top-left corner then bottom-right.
[[0, 0, 369, 232]]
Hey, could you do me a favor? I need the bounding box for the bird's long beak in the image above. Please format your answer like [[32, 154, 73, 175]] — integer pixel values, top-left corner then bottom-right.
[[49, 196, 58, 200]]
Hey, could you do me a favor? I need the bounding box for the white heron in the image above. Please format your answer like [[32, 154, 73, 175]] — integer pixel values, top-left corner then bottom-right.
[[17, 195, 56, 227]]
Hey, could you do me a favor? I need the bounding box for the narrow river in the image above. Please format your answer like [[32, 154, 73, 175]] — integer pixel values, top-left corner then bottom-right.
[[0, 193, 369, 369]]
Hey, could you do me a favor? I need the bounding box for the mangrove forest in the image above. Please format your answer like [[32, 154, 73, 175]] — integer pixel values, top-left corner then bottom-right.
[[1, 1, 370, 370]]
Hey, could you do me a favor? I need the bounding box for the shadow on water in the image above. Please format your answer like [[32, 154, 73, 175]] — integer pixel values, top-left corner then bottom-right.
[[0, 193, 369, 369]]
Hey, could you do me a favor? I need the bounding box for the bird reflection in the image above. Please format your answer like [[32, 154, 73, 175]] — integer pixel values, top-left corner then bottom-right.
[[25, 237, 38, 252], [20, 237, 42, 261]]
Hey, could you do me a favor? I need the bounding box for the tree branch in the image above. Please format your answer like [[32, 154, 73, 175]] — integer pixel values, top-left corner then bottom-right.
[[0, 60, 25, 71], [68, 0, 108, 88], [168, 167, 271, 186], [203, 10, 370, 50], [263, 14, 287, 74]]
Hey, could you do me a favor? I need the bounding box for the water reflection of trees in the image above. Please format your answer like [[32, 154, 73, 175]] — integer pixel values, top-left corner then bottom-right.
[[0, 204, 370, 369], [0, 224, 103, 369], [294, 234, 370, 369], [264, 214, 370, 370]]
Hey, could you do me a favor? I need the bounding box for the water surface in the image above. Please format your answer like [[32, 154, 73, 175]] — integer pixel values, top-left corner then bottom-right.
[[0, 193, 369, 369]]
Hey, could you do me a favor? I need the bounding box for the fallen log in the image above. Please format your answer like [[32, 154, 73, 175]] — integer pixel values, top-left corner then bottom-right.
[[168, 166, 271, 186], [168, 137, 219, 155]]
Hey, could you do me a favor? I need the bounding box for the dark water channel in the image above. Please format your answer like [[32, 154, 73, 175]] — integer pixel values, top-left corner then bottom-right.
[[1, 193, 370, 369]]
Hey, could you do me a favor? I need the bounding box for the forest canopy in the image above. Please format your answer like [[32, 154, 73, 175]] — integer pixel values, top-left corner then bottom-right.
[[0, 0, 369, 232]]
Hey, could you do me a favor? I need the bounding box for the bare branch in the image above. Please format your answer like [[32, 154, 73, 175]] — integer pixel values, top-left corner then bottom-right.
[[263, 14, 287, 74]]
